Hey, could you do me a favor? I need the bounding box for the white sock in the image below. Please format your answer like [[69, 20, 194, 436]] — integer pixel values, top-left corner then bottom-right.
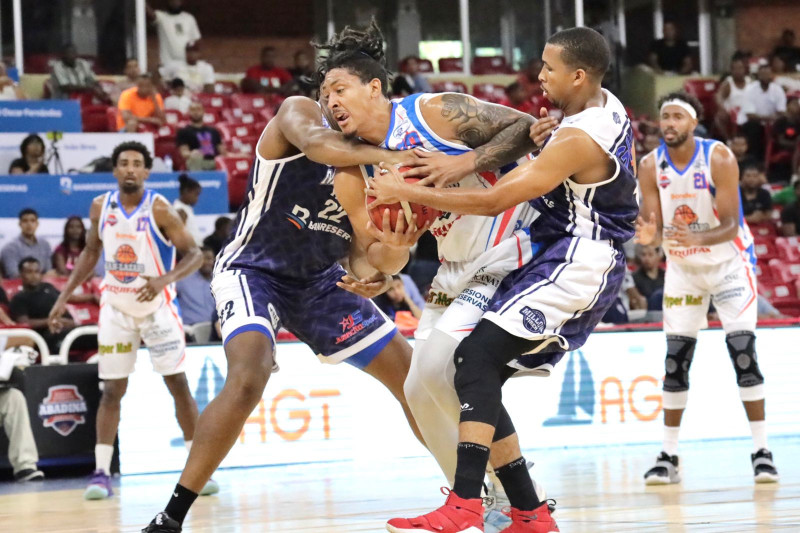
[[95, 444, 114, 475], [662, 426, 680, 456], [750, 421, 768, 452], [184, 440, 193, 452]]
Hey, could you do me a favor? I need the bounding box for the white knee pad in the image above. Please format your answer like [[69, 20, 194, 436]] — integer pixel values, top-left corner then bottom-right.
[[739, 384, 765, 402], [662, 390, 689, 410]]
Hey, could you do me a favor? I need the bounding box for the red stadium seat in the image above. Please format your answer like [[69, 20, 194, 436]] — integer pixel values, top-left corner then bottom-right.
[[258, 107, 276, 123], [155, 137, 177, 159], [218, 123, 253, 142], [213, 80, 240, 94], [230, 94, 270, 113], [472, 83, 506, 103], [154, 124, 176, 139], [472, 56, 514, 75], [748, 222, 777, 238], [203, 109, 223, 125], [399, 57, 433, 73], [82, 105, 110, 132], [753, 240, 778, 261], [229, 135, 259, 155], [1, 279, 23, 300], [431, 81, 468, 94], [754, 263, 774, 284], [196, 93, 230, 110], [776, 236, 800, 262], [769, 258, 800, 283], [216, 155, 252, 209], [66, 303, 101, 326], [164, 109, 186, 126], [106, 107, 120, 131], [220, 108, 258, 124], [683, 79, 719, 122], [438, 57, 464, 73]]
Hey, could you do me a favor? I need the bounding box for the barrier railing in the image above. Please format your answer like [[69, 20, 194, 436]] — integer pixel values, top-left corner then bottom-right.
[[0, 328, 50, 362], [56, 325, 99, 366]]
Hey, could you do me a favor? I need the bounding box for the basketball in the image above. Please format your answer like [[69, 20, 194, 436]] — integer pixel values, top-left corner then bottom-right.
[[674, 205, 698, 225], [367, 167, 440, 232]]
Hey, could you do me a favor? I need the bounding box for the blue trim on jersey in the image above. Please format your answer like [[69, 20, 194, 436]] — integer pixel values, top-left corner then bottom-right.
[[238, 274, 252, 316], [483, 216, 498, 251], [384, 101, 398, 147], [119, 190, 148, 219], [662, 138, 701, 175], [343, 327, 397, 369], [400, 93, 468, 155], [701, 138, 714, 166], [147, 216, 174, 271], [224, 323, 274, 347]]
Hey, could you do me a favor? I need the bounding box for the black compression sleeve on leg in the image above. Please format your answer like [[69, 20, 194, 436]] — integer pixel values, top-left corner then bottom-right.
[[493, 405, 517, 442]]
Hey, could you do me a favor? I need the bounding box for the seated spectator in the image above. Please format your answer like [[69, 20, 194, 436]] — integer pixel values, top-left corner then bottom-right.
[[770, 55, 800, 94], [499, 82, 535, 115], [287, 50, 315, 97], [162, 41, 215, 94], [715, 58, 750, 138], [517, 58, 543, 100], [727, 133, 758, 174], [779, 180, 800, 236], [116, 73, 165, 132], [176, 101, 227, 170], [632, 244, 665, 309], [173, 174, 203, 244], [49, 44, 108, 102], [742, 65, 787, 161], [147, 0, 201, 67], [9, 257, 75, 353], [740, 164, 772, 224], [175, 247, 215, 326], [109, 58, 141, 104], [0, 62, 25, 100], [242, 46, 292, 93], [1, 209, 52, 278], [647, 21, 692, 74], [757, 294, 784, 320], [373, 274, 423, 321], [392, 56, 432, 96], [8, 134, 49, 175], [770, 97, 800, 181], [641, 132, 661, 155], [52, 216, 86, 277], [164, 78, 193, 114], [0, 341, 44, 482], [203, 216, 232, 256], [773, 29, 800, 71]]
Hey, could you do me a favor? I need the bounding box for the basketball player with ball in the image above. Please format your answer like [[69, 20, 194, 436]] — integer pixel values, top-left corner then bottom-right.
[[47, 141, 220, 501], [319, 21, 557, 528], [636, 92, 779, 485]]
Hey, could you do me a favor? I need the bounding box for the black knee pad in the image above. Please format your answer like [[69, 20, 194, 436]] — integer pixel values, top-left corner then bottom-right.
[[663, 335, 697, 392], [453, 334, 505, 426], [493, 406, 517, 442], [726, 331, 764, 387]]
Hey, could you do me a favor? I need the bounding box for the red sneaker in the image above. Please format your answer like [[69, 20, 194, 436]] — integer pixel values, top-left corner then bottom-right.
[[386, 488, 484, 533], [501, 501, 559, 532]]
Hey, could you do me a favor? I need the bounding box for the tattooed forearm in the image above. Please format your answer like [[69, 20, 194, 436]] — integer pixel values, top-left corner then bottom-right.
[[440, 93, 535, 171]]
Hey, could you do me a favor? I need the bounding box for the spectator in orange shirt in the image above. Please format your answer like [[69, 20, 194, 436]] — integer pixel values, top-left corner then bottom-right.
[[117, 73, 165, 131], [242, 46, 292, 94], [499, 82, 535, 115]]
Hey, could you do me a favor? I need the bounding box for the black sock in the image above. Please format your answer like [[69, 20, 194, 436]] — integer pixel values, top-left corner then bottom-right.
[[452, 442, 490, 499], [495, 457, 540, 511], [164, 483, 198, 524]]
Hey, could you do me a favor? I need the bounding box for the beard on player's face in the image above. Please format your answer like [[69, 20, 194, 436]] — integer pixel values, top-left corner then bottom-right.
[[662, 130, 690, 147]]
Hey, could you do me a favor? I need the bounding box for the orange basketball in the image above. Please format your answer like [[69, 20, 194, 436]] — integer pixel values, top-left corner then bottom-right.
[[367, 167, 439, 232], [674, 205, 697, 225], [115, 244, 137, 263]]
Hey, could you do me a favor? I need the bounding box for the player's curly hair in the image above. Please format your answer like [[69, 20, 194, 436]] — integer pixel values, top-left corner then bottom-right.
[[657, 91, 704, 120], [111, 141, 153, 169], [312, 18, 390, 96]]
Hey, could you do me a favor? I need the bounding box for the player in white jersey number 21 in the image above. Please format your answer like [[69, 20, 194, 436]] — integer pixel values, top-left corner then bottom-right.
[[636, 92, 779, 485], [48, 142, 220, 500]]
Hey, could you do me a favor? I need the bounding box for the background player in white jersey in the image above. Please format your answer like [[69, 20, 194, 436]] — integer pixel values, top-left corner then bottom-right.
[[47, 142, 219, 500], [369, 27, 638, 533], [316, 24, 555, 512], [636, 92, 779, 485]]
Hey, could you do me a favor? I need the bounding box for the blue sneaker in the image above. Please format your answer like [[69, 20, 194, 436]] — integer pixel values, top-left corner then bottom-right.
[[84, 469, 113, 500]]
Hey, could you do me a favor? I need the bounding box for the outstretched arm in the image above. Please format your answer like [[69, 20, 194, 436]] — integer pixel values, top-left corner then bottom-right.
[[635, 153, 663, 247], [274, 96, 410, 168], [368, 128, 604, 217]]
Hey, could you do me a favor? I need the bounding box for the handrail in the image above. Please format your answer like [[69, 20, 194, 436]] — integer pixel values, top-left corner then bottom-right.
[[0, 328, 50, 363], [56, 325, 99, 366]]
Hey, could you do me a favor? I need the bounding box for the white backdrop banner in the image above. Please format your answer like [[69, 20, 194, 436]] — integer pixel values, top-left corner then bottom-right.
[[117, 326, 800, 475]]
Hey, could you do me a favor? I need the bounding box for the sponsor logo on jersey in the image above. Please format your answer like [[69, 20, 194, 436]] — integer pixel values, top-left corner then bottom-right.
[[268, 303, 281, 331], [667, 246, 712, 258], [520, 306, 546, 334], [658, 175, 671, 189], [137, 217, 149, 231], [664, 294, 703, 308], [107, 244, 145, 283], [673, 205, 699, 225], [98, 342, 134, 355], [426, 290, 455, 306], [456, 288, 491, 311], [38, 385, 88, 437], [670, 192, 696, 200], [106, 213, 118, 226], [335, 310, 379, 344]]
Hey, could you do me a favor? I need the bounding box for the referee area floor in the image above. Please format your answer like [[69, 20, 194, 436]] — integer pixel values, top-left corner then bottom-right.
[[1, 436, 798, 532]]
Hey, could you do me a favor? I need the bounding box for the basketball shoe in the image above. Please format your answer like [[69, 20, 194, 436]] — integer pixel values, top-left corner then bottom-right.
[[200, 478, 220, 495], [84, 469, 113, 500], [142, 512, 181, 532], [643, 452, 680, 485], [386, 488, 484, 533], [484, 462, 547, 533], [752, 449, 779, 483], [500, 501, 559, 532]]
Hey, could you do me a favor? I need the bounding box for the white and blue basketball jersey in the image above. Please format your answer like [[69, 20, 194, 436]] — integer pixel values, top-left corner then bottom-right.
[[652, 137, 756, 268], [377, 92, 537, 263], [529, 89, 638, 245], [98, 190, 177, 318]]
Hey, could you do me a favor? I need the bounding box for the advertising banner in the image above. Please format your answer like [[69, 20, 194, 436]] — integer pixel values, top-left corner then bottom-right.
[[117, 326, 800, 475], [0, 101, 82, 133], [0, 132, 152, 175]]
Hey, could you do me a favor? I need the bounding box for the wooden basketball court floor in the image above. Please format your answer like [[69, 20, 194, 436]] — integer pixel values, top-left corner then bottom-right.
[[1, 436, 798, 532]]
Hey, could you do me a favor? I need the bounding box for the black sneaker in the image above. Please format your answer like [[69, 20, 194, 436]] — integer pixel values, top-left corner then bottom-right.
[[142, 512, 182, 532], [644, 451, 680, 485], [751, 448, 779, 483], [14, 468, 44, 482]]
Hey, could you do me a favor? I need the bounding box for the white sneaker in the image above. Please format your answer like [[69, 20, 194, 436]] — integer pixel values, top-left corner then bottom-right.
[[644, 452, 681, 485]]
